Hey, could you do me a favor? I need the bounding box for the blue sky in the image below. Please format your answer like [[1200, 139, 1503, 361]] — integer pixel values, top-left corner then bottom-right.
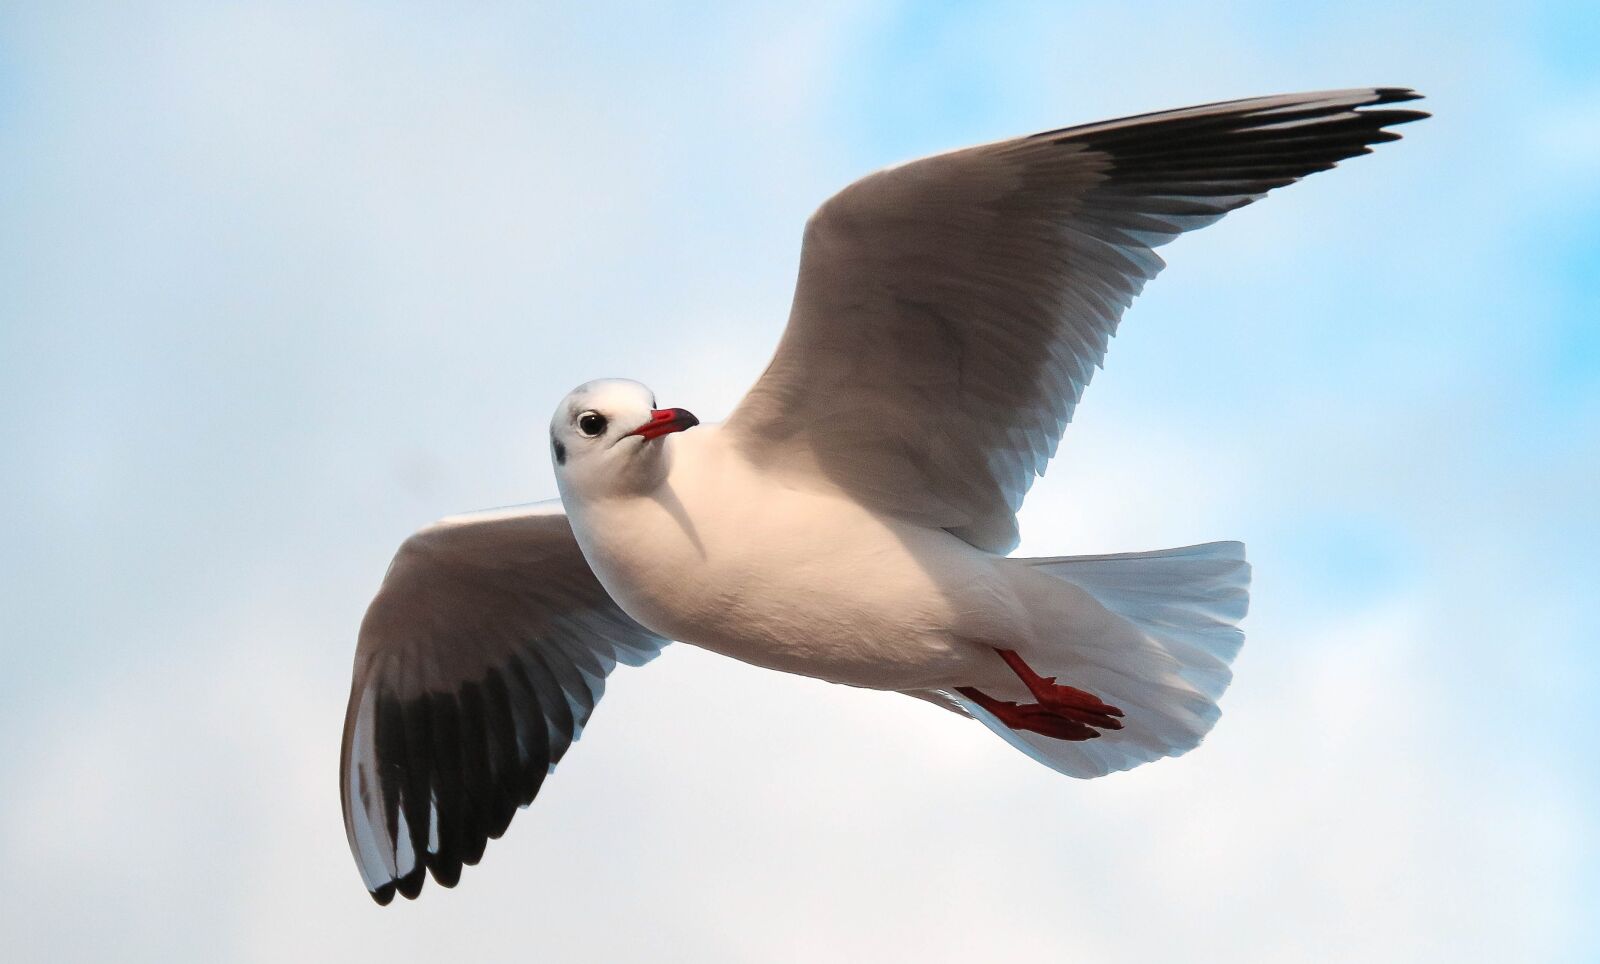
[[2, 2, 1596, 961]]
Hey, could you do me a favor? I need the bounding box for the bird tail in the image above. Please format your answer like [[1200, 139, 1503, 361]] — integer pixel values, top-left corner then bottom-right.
[[946, 541, 1249, 779]]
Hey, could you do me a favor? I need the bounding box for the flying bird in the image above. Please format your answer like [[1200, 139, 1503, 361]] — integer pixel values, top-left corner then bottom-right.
[[341, 87, 1426, 903]]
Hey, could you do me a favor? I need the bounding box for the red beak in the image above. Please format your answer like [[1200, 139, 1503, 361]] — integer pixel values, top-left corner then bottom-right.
[[627, 407, 700, 440]]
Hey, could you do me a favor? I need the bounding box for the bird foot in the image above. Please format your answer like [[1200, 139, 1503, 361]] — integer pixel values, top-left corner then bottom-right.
[[995, 648, 1123, 725], [955, 649, 1125, 741]]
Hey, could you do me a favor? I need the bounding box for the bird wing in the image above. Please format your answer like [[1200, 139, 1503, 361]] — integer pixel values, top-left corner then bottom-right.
[[725, 88, 1426, 553], [339, 500, 668, 904]]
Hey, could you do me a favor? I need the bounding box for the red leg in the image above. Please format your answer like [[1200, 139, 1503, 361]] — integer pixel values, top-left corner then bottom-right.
[[956, 648, 1125, 741], [956, 686, 1102, 741], [994, 649, 1124, 728]]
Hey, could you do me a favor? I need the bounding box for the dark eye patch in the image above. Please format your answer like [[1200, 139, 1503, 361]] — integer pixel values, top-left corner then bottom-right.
[[552, 438, 566, 465]]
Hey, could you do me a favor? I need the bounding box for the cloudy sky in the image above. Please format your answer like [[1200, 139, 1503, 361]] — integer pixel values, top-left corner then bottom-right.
[[2, 1, 1596, 961]]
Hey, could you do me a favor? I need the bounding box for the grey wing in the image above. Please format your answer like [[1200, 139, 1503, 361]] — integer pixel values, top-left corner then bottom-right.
[[726, 88, 1426, 553], [339, 500, 668, 904]]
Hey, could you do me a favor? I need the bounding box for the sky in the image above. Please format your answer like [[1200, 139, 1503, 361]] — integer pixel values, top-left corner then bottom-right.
[[1, 1, 1596, 961]]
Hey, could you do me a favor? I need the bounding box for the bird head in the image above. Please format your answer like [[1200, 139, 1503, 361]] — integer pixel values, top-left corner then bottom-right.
[[549, 379, 699, 498]]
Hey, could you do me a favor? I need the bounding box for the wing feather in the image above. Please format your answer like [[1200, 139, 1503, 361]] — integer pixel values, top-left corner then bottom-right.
[[727, 87, 1425, 552], [338, 500, 668, 903]]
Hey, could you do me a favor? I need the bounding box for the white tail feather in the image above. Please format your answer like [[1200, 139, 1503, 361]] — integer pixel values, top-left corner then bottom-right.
[[946, 541, 1250, 778]]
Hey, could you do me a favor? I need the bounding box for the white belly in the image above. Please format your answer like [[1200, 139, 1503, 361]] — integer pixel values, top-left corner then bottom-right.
[[562, 428, 1018, 691]]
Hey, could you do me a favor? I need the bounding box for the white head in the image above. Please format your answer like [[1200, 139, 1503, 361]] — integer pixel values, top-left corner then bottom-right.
[[549, 379, 699, 499]]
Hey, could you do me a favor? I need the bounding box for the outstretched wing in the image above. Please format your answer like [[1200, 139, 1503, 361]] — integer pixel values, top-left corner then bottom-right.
[[726, 88, 1426, 553], [339, 501, 667, 904]]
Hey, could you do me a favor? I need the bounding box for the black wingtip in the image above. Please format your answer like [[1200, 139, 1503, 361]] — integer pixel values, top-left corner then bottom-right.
[[1362, 107, 1432, 127], [429, 859, 463, 889], [395, 865, 427, 900], [1363, 88, 1429, 125], [366, 860, 469, 905], [1370, 86, 1423, 104]]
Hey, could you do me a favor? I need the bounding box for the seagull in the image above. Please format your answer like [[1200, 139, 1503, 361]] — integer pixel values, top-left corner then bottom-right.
[[341, 87, 1426, 903]]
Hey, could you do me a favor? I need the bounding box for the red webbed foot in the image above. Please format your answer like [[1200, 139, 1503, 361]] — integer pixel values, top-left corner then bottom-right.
[[995, 648, 1124, 728], [956, 648, 1126, 741]]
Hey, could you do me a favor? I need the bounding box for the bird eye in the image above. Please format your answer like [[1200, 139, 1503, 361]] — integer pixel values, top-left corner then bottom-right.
[[577, 411, 608, 437]]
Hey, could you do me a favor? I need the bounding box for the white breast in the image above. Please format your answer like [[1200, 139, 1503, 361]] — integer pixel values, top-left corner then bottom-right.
[[563, 425, 1015, 690]]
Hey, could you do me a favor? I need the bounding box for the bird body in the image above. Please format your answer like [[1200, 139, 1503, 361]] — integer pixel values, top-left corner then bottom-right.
[[561, 416, 1031, 695], [340, 87, 1427, 904]]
